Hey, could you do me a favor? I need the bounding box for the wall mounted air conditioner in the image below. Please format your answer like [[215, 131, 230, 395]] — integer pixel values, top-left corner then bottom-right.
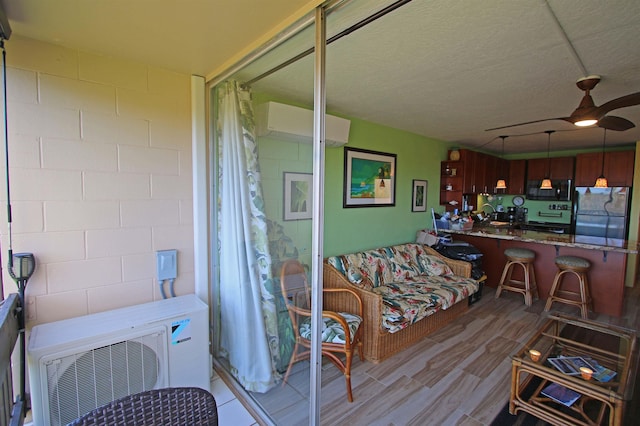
[[256, 101, 351, 147], [28, 294, 209, 426]]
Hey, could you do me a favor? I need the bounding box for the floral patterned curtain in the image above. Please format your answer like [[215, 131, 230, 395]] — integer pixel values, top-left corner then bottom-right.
[[216, 81, 281, 392]]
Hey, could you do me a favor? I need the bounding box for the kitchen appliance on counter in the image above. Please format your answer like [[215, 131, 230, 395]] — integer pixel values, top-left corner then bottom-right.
[[572, 187, 631, 239]]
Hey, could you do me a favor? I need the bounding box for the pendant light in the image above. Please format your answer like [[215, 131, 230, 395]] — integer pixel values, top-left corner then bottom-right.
[[594, 128, 608, 188], [540, 130, 554, 190], [495, 135, 507, 190]]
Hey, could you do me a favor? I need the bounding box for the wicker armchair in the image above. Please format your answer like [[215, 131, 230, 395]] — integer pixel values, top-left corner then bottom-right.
[[67, 387, 218, 426], [280, 259, 364, 402]]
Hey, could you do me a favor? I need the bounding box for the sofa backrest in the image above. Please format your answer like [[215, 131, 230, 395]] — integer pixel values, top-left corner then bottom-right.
[[326, 243, 454, 289]]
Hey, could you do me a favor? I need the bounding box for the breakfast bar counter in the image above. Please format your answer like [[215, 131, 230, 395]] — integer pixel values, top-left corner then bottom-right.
[[443, 226, 639, 317]]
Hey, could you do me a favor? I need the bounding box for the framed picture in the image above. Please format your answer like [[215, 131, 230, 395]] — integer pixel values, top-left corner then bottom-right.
[[412, 179, 428, 212], [283, 172, 313, 220], [343, 147, 396, 208]]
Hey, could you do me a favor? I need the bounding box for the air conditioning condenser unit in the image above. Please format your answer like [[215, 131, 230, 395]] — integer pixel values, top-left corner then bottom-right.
[[27, 294, 209, 426]]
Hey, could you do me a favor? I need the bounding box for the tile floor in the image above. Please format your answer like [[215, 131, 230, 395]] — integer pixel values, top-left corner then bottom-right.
[[211, 371, 259, 426]]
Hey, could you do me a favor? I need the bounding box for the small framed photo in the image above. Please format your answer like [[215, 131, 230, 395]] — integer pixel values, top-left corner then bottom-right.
[[343, 147, 396, 208], [283, 172, 313, 220], [412, 179, 428, 212]]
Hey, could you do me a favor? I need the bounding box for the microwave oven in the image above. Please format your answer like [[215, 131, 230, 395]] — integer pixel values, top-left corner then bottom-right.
[[526, 179, 572, 201]]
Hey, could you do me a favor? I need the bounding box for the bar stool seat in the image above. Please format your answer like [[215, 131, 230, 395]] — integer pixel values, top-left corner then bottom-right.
[[495, 247, 538, 306], [544, 255, 592, 319]]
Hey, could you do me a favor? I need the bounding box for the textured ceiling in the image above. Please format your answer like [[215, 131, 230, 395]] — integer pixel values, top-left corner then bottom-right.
[[4, 0, 640, 155]]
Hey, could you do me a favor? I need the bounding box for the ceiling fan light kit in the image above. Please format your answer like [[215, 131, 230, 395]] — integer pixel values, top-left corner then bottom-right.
[[574, 119, 598, 127]]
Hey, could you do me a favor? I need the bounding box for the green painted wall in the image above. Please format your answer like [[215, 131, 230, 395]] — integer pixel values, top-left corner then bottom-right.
[[324, 118, 449, 256]]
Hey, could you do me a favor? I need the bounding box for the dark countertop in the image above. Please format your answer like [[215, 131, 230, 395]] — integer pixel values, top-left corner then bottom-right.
[[442, 224, 639, 254]]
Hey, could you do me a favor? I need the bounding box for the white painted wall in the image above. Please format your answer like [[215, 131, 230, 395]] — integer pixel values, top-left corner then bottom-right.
[[1, 36, 195, 325]]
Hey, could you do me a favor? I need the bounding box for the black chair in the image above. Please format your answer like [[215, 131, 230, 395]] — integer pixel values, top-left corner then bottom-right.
[[68, 387, 218, 426]]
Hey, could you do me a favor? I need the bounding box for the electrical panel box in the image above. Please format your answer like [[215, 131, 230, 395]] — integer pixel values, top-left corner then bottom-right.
[[156, 249, 177, 281]]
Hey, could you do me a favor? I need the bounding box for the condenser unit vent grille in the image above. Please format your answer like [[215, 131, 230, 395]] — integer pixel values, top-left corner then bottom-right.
[[44, 332, 166, 426]]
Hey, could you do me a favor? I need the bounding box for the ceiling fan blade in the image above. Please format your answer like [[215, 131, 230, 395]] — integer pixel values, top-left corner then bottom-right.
[[595, 92, 640, 116], [597, 115, 635, 131], [485, 117, 570, 131]]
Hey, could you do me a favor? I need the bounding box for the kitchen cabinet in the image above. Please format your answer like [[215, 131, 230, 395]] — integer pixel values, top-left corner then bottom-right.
[[439, 159, 464, 210], [527, 156, 574, 180], [459, 149, 497, 194], [484, 155, 498, 194], [507, 159, 526, 194], [460, 149, 477, 193], [549, 156, 574, 180], [605, 151, 635, 187], [574, 152, 601, 186], [575, 150, 635, 187]]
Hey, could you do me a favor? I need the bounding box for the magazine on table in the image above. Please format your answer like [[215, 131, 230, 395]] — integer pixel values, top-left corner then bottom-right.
[[548, 356, 596, 376], [547, 356, 617, 382], [583, 357, 618, 382], [541, 382, 581, 407]]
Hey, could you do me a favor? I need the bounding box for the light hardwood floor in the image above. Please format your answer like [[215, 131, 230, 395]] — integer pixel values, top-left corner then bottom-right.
[[249, 282, 640, 425]]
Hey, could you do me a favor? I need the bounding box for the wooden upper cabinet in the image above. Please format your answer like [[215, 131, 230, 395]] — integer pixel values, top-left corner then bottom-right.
[[507, 159, 526, 194], [575, 150, 635, 187], [483, 155, 498, 194], [604, 150, 635, 187], [574, 152, 602, 186], [527, 156, 574, 180], [459, 149, 477, 193], [549, 156, 574, 180], [526, 158, 548, 180]]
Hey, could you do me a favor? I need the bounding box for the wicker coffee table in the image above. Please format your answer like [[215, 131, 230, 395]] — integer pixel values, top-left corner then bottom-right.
[[510, 314, 637, 425]]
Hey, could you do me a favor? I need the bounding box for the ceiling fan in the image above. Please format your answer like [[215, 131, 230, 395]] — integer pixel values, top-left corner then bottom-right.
[[486, 75, 640, 132]]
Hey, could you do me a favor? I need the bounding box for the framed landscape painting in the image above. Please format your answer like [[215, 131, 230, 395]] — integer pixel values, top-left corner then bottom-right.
[[343, 147, 396, 208], [412, 179, 428, 212], [283, 172, 313, 220]]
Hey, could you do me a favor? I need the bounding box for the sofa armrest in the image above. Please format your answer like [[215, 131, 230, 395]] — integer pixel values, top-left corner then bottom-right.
[[422, 245, 472, 278], [323, 262, 385, 331]]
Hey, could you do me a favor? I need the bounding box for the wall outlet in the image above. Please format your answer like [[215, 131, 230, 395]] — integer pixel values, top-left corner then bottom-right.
[[156, 249, 177, 281]]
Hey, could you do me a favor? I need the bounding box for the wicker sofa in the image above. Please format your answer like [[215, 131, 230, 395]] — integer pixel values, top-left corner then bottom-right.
[[323, 243, 479, 363]]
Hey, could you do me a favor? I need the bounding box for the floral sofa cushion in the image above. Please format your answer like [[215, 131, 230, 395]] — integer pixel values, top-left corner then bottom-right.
[[402, 243, 454, 276], [326, 249, 393, 289], [373, 275, 478, 333]]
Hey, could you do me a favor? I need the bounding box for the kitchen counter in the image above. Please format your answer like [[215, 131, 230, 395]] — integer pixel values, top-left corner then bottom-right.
[[443, 224, 639, 254], [441, 225, 638, 317]]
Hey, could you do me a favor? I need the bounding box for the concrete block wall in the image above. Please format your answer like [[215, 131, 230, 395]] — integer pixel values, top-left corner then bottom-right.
[[1, 36, 195, 325]]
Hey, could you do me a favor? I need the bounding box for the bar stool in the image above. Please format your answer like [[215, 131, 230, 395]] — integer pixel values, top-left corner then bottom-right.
[[544, 255, 592, 319], [495, 247, 538, 306]]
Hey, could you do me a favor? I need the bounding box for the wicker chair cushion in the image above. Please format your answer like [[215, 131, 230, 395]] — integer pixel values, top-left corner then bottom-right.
[[555, 255, 591, 269], [299, 312, 363, 344], [504, 247, 536, 260], [372, 275, 478, 333], [68, 387, 218, 426]]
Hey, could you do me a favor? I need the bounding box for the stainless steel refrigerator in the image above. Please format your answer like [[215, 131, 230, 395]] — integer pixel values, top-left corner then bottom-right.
[[573, 187, 631, 239]]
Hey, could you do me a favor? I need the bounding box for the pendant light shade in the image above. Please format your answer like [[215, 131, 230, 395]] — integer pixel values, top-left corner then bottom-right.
[[540, 130, 554, 190], [495, 135, 508, 190], [594, 128, 608, 188]]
